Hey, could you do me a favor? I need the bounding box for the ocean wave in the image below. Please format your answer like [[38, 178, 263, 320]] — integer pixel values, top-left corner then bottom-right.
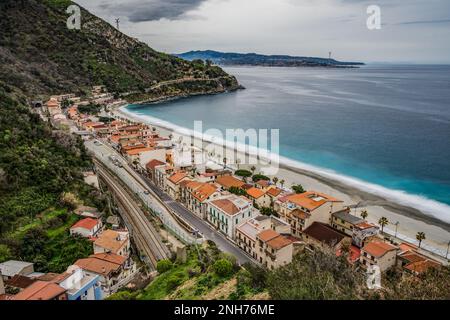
[[121, 106, 450, 225]]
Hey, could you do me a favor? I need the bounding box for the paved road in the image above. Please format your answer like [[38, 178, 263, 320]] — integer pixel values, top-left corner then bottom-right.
[[86, 139, 254, 265], [140, 175, 255, 265]]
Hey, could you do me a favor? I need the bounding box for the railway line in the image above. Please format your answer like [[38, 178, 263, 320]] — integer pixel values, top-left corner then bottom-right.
[[95, 160, 170, 269]]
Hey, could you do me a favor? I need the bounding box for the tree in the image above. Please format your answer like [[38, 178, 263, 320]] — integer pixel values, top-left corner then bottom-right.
[[235, 170, 252, 179], [223, 157, 227, 169], [378, 217, 389, 233], [292, 184, 305, 194], [272, 177, 279, 186], [252, 174, 270, 183], [360, 210, 368, 220], [280, 179, 285, 188], [250, 166, 256, 174], [416, 232, 426, 248], [157, 259, 173, 274], [213, 258, 233, 277]]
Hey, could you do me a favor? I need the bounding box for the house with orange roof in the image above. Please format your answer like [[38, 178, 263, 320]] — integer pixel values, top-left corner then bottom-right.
[[216, 175, 245, 191], [360, 241, 398, 272], [246, 187, 271, 208], [12, 281, 67, 300], [207, 195, 255, 239], [397, 244, 441, 275], [74, 253, 135, 297], [236, 215, 291, 259], [180, 181, 221, 219], [94, 230, 130, 257], [146, 159, 166, 181], [45, 97, 61, 116], [266, 187, 283, 200], [166, 171, 190, 200], [255, 229, 295, 270], [276, 191, 345, 237], [70, 218, 103, 238]]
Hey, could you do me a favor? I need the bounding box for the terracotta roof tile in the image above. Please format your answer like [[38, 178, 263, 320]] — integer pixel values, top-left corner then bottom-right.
[[168, 171, 188, 184], [70, 218, 100, 231], [13, 281, 66, 300], [257, 229, 280, 242], [146, 159, 166, 170], [266, 235, 293, 250], [216, 176, 245, 189], [246, 187, 266, 199], [362, 241, 397, 258]]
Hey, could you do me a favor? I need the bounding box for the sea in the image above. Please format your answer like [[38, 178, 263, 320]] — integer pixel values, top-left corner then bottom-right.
[[123, 65, 450, 223]]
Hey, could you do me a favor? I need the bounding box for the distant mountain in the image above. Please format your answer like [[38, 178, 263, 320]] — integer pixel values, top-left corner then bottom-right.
[[176, 50, 364, 68]]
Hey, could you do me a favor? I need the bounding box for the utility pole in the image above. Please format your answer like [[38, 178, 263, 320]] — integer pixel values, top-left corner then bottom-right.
[[446, 240, 450, 260], [394, 221, 400, 239]]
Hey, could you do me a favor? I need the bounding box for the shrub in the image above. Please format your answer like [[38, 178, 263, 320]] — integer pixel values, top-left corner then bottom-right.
[[252, 174, 270, 182], [166, 272, 185, 291], [157, 259, 173, 274], [235, 170, 252, 178], [213, 258, 233, 277], [292, 184, 305, 194]]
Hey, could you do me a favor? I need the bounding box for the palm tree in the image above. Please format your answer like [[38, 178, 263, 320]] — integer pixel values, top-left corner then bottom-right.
[[250, 166, 256, 174], [360, 210, 368, 220], [280, 179, 285, 189], [416, 232, 426, 248], [378, 217, 389, 233], [272, 177, 279, 186], [223, 157, 227, 169]]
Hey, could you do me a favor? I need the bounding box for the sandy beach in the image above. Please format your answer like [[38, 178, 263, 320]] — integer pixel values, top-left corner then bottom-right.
[[114, 106, 450, 260]]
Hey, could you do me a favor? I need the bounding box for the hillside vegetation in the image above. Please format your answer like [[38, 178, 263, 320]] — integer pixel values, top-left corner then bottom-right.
[[0, 0, 240, 100]]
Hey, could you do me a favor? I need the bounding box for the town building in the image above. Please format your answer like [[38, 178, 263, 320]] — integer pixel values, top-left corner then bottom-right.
[[57, 266, 103, 300], [0, 261, 34, 281], [180, 181, 221, 219], [94, 230, 130, 257], [246, 187, 272, 208], [207, 195, 255, 239], [74, 253, 136, 297], [360, 241, 398, 272], [166, 171, 189, 200], [255, 229, 294, 270], [70, 218, 103, 238], [276, 191, 345, 237], [235, 215, 291, 259], [302, 222, 351, 251], [331, 210, 364, 236], [216, 175, 245, 191], [397, 243, 441, 275], [352, 221, 380, 248], [12, 281, 67, 300], [146, 159, 166, 181]]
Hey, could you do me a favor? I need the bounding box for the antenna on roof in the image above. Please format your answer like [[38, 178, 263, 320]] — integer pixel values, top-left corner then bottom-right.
[[115, 18, 120, 30]]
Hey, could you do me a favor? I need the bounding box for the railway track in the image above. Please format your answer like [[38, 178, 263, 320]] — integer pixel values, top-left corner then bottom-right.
[[96, 161, 170, 269]]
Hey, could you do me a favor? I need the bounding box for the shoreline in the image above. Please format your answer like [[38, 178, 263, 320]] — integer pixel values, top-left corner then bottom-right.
[[114, 105, 450, 257]]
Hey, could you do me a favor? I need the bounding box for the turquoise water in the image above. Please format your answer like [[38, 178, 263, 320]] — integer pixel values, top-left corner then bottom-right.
[[125, 65, 450, 221]]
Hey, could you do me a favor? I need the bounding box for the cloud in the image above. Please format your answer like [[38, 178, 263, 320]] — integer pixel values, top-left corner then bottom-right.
[[95, 0, 208, 22]]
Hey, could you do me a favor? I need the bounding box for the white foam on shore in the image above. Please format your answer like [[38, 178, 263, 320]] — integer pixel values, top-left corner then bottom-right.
[[120, 106, 450, 225]]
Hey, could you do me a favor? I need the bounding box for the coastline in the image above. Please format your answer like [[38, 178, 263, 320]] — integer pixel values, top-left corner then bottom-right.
[[114, 105, 450, 257]]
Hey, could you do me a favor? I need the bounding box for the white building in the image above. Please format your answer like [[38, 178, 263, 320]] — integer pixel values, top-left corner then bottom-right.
[[70, 218, 103, 238], [207, 195, 256, 240]]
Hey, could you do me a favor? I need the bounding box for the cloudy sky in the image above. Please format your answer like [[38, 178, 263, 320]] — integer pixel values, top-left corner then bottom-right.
[[76, 0, 450, 63]]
